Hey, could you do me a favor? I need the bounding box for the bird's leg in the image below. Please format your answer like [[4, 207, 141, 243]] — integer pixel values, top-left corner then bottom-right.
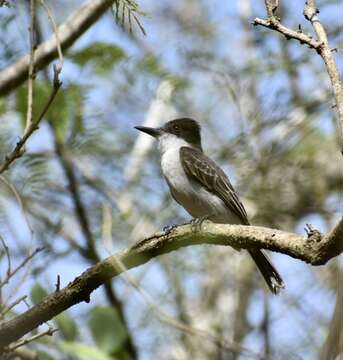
[[190, 214, 212, 232], [163, 224, 178, 235]]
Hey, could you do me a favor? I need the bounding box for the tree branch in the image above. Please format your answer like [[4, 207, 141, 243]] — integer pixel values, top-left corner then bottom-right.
[[0, 219, 342, 350], [253, 1, 343, 153], [303, 0, 343, 153], [0, 0, 115, 96], [0, 66, 62, 174], [252, 17, 321, 50]]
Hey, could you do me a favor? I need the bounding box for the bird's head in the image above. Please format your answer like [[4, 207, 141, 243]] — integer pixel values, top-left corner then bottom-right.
[[135, 118, 202, 151]]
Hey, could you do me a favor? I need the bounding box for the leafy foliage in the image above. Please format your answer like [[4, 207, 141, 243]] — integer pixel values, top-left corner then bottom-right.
[[88, 306, 128, 355], [59, 341, 114, 360], [112, 0, 146, 35], [69, 42, 126, 76], [15, 81, 85, 142]]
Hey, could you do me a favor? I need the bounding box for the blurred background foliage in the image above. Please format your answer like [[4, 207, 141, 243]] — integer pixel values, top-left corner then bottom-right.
[[0, 0, 342, 359]]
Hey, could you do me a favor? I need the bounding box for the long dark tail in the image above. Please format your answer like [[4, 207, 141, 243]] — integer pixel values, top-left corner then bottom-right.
[[248, 249, 285, 295]]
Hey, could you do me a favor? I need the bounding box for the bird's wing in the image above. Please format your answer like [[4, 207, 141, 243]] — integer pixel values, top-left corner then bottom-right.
[[180, 146, 249, 225]]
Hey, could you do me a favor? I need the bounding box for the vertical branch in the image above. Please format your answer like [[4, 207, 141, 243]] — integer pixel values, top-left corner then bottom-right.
[[25, 0, 36, 134], [264, 0, 278, 18], [303, 0, 343, 152], [254, 1, 343, 153], [39, 0, 64, 72]]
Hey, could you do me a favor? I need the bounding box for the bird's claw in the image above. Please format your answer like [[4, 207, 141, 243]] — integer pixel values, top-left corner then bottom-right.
[[163, 224, 177, 235], [190, 215, 211, 232], [304, 223, 322, 242]]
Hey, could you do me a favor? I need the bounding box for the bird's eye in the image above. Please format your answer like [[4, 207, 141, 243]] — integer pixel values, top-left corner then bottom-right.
[[173, 125, 179, 131]]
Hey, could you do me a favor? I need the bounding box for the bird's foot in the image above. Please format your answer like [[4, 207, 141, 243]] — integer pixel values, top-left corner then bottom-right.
[[304, 223, 322, 242], [190, 214, 211, 232], [163, 224, 178, 235]]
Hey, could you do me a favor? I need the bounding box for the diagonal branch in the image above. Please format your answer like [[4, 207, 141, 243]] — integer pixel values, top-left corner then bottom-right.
[[0, 0, 115, 96], [0, 66, 62, 174], [252, 17, 321, 50], [0, 218, 342, 350]]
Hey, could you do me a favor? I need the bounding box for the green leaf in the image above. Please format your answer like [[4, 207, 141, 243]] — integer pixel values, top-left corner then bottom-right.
[[138, 54, 166, 77], [60, 341, 114, 360], [16, 81, 50, 129], [15, 81, 86, 142], [88, 306, 128, 355], [30, 283, 48, 304], [55, 312, 78, 341], [69, 42, 126, 75]]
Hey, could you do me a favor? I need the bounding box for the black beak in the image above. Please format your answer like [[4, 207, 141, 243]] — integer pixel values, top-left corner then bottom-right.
[[134, 126, 162, 138]]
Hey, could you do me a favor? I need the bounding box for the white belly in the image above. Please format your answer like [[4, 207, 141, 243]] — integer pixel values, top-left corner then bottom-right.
[[160, 147, 239, 224]]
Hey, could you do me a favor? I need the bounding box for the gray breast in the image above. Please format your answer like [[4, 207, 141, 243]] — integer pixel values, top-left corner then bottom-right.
[[161, 147, 238, 223]]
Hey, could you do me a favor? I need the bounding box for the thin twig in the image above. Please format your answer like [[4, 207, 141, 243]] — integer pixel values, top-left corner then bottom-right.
[[252, 18, 321, 50], [0, 65, 62, 174], [55, 275, 60, 292], [0, 295, 27, 319], [0, 176, 34, 237], [0, 247, 44, 289], [25, 0, 36, 134], [39, 0, 64, 72], [6, 326, 57, 352], [0, 235, 11, 279]]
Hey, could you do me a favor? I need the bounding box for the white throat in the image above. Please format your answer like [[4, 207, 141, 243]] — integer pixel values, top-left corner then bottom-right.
[[158, 133, 190, 154]]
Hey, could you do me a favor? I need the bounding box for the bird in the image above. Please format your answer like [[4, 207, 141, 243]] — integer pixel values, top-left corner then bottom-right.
[[135, 118, 284, 294]]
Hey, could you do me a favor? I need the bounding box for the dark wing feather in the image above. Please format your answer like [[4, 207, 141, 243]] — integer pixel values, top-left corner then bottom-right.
[[180, 146, 249, 225]]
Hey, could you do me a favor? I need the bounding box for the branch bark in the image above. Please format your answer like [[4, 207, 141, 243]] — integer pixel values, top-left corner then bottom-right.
[[0, 218, 342, 351], [0, 0, 115, 96]]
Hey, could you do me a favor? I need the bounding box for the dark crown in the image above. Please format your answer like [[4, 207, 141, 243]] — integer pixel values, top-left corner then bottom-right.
[[164, 118, 202, 149]]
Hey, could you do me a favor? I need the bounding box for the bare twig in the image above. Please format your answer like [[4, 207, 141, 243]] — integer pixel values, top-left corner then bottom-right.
[[254, 0, 343, 153], [0, 218, 342, 349], [0, 66, 62, 174], [6, 326, 57, 352], [0, 236, 11, 279], [55, 275, 60, 292], [25, 0, 36, 134], [0, 176, 33, 236], [0, 296, 27, 319], [39, 0, 64, 72], [0, 247, 44, 289], [252, 17, 321, 50]]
